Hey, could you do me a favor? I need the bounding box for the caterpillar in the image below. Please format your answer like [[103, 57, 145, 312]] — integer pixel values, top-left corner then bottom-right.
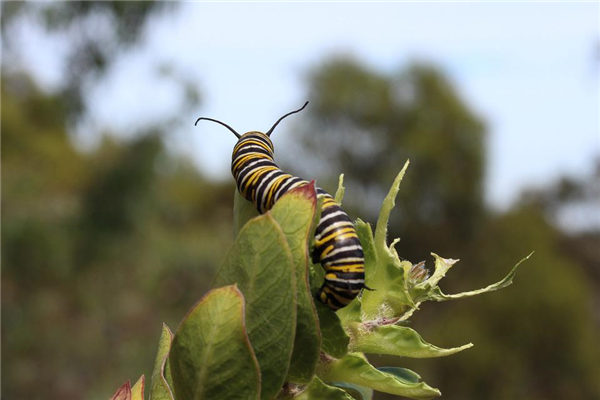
[[195, 102, 365, 310]]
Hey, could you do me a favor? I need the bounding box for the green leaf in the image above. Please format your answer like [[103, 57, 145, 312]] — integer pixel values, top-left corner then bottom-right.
[[295, 377, 355, 400], [412, 252, 533, 303], [334, 173, 345, 204], [373, 161, 410, 256], [214, 213, 297, 400], [320, 353, 440, 400], [357, 162, 416, 319], [330, 382, 373, 400], [377, 367, 421, 384], [336, 295, 362, 326], [348, 324, 472, 358], [149, 324, 175, 400], [309, 258, 325, 294], [354, 220, 376, 273], [358, 226, 413, 319], [316, 302, 349, 358], [131, 375, 145, 400], [169, 285, 260, 400], [271, 184, 322, 383], [233, 189, 259, 238]]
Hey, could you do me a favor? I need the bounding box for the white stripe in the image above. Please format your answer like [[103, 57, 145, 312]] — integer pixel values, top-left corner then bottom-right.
[[238, 160, 274, 188], [232, 148, 271, 166], [273, 177, 307, 200], [322, 245, 362, 259], [318, 210, 346, 225], [325, 277, 364, 284], [259, 170, 287, 210], [328, 257, 364, 264], [314, 220, 354, 241], [235, 144, 271, 154], [237, 158, 268, 177], [272, 177, 295, 201], [256, 169, 281, 211]]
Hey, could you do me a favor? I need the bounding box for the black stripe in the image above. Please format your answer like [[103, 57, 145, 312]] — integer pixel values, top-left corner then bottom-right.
[[242, 133, 273, 149], [321, 248, 364, 265], [235, 159, 275, 186], [327, 271, 364, 280], [256, 169, 284, 212], [326, 279, 365, 292], [319, 286, 346, 308], [234, 145, 272, 158]]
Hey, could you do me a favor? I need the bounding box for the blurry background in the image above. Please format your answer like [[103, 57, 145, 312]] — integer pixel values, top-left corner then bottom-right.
[[2, 2, 599, 399]]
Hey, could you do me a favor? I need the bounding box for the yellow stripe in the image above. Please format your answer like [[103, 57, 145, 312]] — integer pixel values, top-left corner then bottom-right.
[[233, 139, 271, 154], [321, 198, 337, 208], [320, 244, 335, 258], [323, 264, 365, 272], [315, 227, 356, 246], [317, 221, 354, 237], [265, 174, 291, 208], [241, 166, 267, 196], [232, 152, 271, 172], [325, 288, 352, 304], [244, 166, 278, 196], [336, 232, 359, 241]]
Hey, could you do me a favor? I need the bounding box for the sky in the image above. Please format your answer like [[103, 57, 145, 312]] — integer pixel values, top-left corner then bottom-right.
[[12, 2, 600, 210]]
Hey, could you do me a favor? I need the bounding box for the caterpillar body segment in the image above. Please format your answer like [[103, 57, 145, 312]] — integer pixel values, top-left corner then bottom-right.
[[231, 131, 365, 310]]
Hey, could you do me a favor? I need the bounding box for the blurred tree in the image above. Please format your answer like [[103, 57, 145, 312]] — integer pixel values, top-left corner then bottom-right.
[[1, 72, 233, 399], [1, 1, 175, 119], [289, 57, 485, 260], [291, 56, 600, 400], [0, 3, 217, 399]]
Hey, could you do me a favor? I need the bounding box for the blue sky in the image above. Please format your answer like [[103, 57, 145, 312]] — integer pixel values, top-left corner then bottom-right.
[[13, 2, 600, 209]]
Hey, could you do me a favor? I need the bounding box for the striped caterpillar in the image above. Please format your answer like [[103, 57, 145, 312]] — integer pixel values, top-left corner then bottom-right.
[[195, 102, 365, 310]]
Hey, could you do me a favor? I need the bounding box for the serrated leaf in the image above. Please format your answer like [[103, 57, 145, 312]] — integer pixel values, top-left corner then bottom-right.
[[348, 324, 472, 358], [373, 161, 409, 256], [296, 376, 355, 400], [214, 214, 297, 400], [169, 285, 260, 400], [316, 302, 349, 358], [334, 174, 345, 204], [412, 252, 532, 303], [233, 189, 259, 238], [131, 375, 145, 400], [356, 163, 415, 319], [320, 353, 440, 399], [149, 324, 175, 400], [271, 184, 321, 383]]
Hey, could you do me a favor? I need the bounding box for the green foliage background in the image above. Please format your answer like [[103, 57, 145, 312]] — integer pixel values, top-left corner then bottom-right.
[[2, 3, 599, 399]]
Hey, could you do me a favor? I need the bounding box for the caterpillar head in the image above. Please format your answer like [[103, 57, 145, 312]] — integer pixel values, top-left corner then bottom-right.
[[194, 101, 309, 143]]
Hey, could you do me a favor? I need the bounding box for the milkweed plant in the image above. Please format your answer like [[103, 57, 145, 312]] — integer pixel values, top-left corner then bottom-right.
[[111, 161, 530, 400]]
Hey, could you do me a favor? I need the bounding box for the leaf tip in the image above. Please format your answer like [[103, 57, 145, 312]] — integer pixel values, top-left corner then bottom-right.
[[110, 380, 131, 400], [287, 181, 318, 206]]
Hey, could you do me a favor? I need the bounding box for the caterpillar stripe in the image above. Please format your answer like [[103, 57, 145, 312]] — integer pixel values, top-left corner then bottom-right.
[[196, 102, 365, 310]]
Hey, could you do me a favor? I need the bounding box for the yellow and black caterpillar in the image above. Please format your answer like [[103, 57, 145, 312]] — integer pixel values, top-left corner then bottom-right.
[[196, 102, 365, 310]]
